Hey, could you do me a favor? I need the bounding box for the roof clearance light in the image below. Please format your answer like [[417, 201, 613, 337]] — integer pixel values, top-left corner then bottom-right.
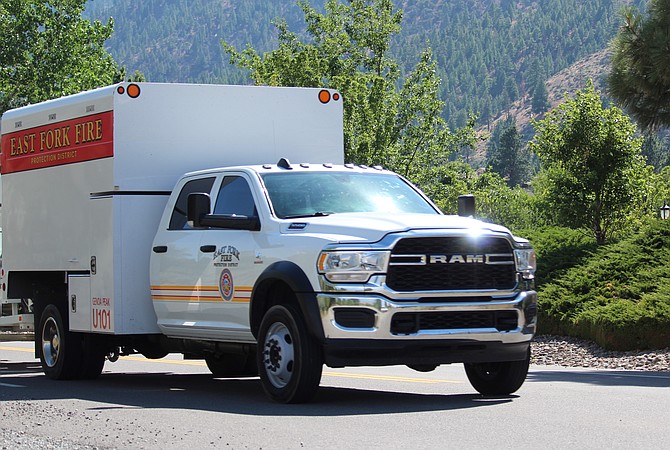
[[318, 90, 331, 104], [127, 84, 141, 98]]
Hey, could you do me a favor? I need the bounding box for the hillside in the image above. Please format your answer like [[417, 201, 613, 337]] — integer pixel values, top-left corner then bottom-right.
[[85, 0, 646, 130], [487, 48, 612, 141]]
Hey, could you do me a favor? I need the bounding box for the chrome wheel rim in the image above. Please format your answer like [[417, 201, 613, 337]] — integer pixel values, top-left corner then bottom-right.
[[41, 316, 60, 368], [262, 322, 295, 388]]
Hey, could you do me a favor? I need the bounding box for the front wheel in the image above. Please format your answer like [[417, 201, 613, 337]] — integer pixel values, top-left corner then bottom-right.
[[257, 305, 323, 403], [464, 348, 530, 396]]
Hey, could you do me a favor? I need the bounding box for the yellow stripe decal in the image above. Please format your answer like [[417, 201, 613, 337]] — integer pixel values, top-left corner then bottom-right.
[[151, 285, 252, 303]]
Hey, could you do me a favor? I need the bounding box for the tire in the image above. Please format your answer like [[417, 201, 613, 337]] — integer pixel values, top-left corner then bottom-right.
[[78, 335, 106, 380], [39, 304, 82, 380], [137, 342, 169, 360], [257, 305, 323, 403], [407, 364, 438, 373], [464, 348, 531, 396], [206, 353, 258, 377]]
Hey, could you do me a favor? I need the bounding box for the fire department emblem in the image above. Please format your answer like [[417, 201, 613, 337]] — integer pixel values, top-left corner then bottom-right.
[[219, 269, 234, 301]]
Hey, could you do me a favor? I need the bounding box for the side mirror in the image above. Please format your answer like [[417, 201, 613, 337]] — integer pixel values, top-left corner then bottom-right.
[[458, 194, 476, 217], [187, 193, 261, 231], [187, 193, 211, 228]]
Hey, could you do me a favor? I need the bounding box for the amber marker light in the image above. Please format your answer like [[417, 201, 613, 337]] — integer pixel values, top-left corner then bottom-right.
[[116, 86, 125, 95], [127, 84, 141, 98], [318, 89, 331, 104]]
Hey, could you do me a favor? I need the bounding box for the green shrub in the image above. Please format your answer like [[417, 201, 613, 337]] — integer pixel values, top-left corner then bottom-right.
[[537, 220, 670, 350], [519, 226, 597, 287]]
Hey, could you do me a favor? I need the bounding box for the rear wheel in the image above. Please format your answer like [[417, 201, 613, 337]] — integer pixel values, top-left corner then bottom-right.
[[257, 305, 323, 403], [464, 348, 530, 395], [39, 305, 82, 380], [39, 304, 105, 380], [136, 341, 169, 360], [78, 335, 106, 379], [407, 364, 438, 373]]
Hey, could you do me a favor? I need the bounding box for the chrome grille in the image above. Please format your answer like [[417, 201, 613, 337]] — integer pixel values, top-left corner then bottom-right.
[[386, 236, 517, 291]]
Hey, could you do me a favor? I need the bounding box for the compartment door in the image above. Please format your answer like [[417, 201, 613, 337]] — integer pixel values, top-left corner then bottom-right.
[[68, 275, 91, 332]]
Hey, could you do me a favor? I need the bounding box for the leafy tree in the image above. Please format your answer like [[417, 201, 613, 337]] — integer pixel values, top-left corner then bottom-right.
[[0, 0, 122, 114], [469, 169, 541, 232], [222, 0, 473, 184], [530, 82, 651, 244], [609, 0, 670, 130]]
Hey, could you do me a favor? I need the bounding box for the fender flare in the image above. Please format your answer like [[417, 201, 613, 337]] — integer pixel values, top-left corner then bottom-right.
[[250, 261, 325, 342]]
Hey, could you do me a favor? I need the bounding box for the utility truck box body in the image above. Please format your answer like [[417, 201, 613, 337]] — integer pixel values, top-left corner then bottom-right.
[[1, 83, 342, 335], [0, 83, 536, 403]]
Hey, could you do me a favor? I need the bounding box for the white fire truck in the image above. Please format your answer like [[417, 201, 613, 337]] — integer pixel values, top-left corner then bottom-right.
[[0, 83, 537, 403]]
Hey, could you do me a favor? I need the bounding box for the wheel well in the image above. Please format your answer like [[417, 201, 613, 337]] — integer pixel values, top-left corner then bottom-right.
[[8, 271, 68, 316], [250, 279, 297, 338], [250, 261, 325, 341], [25, 272, 69, 359]]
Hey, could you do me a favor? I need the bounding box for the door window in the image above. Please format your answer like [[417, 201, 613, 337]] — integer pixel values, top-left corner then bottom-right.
[[213, 176, 257, 217], [168, 177, 215, 230]]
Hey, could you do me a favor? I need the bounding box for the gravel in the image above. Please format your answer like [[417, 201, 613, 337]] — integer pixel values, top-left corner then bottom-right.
[[0, 429, 101, 450], [531, 335, 670, 371]]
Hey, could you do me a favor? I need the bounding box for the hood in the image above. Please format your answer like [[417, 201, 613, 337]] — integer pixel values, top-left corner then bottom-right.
[[280, 212, 512, 243]]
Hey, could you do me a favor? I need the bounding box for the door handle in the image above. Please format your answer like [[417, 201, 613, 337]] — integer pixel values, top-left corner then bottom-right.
[[200, 245, 216, 253], [152, 245, 168, 253]]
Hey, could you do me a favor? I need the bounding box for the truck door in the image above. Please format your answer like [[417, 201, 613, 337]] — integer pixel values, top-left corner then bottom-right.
[[150, 176, 216, 335], [197, 174, 259, 342]]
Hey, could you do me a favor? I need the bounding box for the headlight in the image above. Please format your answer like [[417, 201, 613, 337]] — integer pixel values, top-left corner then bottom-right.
[[514, 248, 536, 280], [317, 250, 390, 283]]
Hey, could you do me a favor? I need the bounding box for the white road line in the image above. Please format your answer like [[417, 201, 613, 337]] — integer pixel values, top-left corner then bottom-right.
[[0, 381, 26, 388]]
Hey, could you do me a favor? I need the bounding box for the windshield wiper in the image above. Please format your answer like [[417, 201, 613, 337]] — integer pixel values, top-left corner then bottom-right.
[[282, 211, 333, 219]]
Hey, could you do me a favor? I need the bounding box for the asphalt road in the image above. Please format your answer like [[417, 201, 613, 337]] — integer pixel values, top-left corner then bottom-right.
[[1, 341, 669, 449]]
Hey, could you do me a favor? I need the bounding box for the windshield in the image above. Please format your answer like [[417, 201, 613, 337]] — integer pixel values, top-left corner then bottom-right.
[[261, 171, 439, 219]]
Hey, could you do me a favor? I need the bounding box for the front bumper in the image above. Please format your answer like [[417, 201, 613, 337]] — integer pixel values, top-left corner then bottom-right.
[[316, 290, 537, 366]]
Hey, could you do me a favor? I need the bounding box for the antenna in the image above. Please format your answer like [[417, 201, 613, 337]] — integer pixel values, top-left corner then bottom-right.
[[277, 158, 292, 169]]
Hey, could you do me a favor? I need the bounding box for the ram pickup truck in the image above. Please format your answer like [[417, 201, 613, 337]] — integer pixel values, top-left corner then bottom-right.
[[1, 83, 536, 403]]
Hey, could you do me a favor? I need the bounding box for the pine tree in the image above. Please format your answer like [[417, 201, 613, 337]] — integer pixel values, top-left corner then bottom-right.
[[609, 0, 670, 130], [487, 119, 532, 187], [531, 80, 550, 114]]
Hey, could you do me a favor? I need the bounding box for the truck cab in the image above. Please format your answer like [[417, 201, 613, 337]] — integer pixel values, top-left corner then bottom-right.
[[150, 161, 537, 402]]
